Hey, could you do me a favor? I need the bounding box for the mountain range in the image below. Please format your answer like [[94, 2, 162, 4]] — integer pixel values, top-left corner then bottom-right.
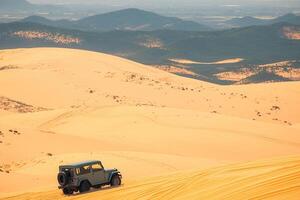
[[21, 8, 211, 32], [19, 7, 300, 32], [0, 0, 210, 31]]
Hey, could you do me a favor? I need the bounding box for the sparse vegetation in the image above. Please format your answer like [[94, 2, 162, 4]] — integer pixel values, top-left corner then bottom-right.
[[0, 65, 19, 71], [271, 106, 280, 111], [0, 96, 47, 113], [282, 26, 300, 40], [12, 31, 81, 45]]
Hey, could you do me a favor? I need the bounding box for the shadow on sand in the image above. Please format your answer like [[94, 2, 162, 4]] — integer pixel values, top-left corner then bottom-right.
[[65, 185, 123, 197]]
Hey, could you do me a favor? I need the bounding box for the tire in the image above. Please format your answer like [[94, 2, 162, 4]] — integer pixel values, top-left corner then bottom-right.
[[63, 188, 73, 195], [79, 181, 91, 193], [57, 172, 68, 186], [110, 175, 121, 187]]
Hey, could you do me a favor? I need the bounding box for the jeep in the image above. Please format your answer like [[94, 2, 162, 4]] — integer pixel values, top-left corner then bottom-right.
[[57, 160, 122, 195]]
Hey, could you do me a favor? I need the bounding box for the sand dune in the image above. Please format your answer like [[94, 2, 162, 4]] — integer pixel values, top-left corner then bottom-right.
[[282, 26, 300, 40], [0, 48, 299, 199], [2, 156, 300, 200], [0, 48, 299, 124]]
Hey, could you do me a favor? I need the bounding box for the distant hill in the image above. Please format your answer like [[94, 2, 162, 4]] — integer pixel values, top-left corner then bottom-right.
[[226, 13, 300, 27], [227, 16, 267, 27], [273, 13, 300, 25], [22, 8, 211, 32], [0, 21, 299, 84], [22, 16, 72, 28], [75, 8, 211, 31], [22, 16, 56, 25]]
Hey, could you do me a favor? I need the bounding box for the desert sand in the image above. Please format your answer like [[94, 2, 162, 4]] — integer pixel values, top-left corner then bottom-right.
[[282, 26, 300, 40], [0, 48, 299, 199], [3, 156, 300, 200], [170, 58, 244, 65]]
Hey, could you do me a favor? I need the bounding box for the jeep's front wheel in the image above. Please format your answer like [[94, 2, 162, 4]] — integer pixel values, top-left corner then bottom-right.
[[110, 175, 121, 187], [79, 181, 90, 193]]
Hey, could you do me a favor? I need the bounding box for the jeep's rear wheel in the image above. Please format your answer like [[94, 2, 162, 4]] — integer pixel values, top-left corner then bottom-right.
[[111, 175, 121, 187], [63, 188, 73, 195], [79, 181, 90, 193]]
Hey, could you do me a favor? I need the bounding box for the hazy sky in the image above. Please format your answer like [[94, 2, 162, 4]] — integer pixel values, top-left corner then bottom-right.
[[28, 0, 300, 6]]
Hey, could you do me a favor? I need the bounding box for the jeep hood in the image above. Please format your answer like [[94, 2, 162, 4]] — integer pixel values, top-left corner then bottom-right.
[[105, 168, 118, 173]]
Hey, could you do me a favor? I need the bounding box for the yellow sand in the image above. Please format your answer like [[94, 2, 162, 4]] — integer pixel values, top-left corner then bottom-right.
[[0, 48, 299, 199], [2, 156, 300, 200], [155, 65, 198, 76], [170, 58, 244, 64]]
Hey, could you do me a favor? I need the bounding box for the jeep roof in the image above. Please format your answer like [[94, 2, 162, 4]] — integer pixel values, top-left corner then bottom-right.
[[60, 160, 101, 168]]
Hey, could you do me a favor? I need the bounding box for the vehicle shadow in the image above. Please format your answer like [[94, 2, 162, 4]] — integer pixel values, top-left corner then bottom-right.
[[68, 185, 123, 196]]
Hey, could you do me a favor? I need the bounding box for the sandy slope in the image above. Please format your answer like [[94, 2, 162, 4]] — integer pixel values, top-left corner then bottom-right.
[[2, 156, 300, 200], [0, 48, 300, 199]]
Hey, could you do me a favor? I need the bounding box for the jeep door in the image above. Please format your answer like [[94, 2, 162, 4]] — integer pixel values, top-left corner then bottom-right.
[[76, 165, 92, 185], [90, 162, 106, 185]]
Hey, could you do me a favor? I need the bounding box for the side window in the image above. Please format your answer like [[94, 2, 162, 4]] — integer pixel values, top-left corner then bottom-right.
[[76, 165, 91, 175], [92, 163, 103, 172], [75, 168, 80, 175]]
